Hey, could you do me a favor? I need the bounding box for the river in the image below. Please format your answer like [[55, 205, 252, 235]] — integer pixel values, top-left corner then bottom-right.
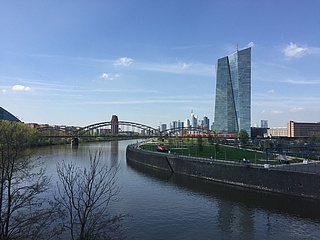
[[31, 140, 320, 240]]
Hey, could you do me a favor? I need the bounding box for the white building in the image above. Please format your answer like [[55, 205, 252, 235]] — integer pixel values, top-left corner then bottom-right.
[[266, 127, 287, 137]]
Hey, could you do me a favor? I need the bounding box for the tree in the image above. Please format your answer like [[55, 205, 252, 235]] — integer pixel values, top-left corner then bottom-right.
[[215, 143, 220, 153], [55, 149, 125, 240], [0, 120, 57, 239], [197, 136, 203, 152], [238, 129, 249, 146]]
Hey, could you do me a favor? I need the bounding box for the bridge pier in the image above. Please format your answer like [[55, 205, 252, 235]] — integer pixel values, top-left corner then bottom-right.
[[71, 137, 79, 146]]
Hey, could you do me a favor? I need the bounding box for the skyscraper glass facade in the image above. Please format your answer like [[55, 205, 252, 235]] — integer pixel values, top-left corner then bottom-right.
[[214, 47, 251, 136]]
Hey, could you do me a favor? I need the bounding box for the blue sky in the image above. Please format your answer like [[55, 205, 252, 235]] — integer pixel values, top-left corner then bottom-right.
[[1, 0, 320, 128]]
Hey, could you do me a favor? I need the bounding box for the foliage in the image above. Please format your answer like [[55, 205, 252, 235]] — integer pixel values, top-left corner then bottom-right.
[[0, 120, 57, 239], [214, 143, 220, 154], [55, 149, 125, 240], [238, 129, 249, 146], [197, 136, 203, 152]]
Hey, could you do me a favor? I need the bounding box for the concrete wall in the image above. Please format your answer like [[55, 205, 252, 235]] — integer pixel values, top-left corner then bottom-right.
[[126, 145, 320, 200]]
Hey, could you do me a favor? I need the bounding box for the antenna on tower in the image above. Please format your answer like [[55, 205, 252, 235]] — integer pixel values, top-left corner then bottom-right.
[[236, 42, 238, 52]]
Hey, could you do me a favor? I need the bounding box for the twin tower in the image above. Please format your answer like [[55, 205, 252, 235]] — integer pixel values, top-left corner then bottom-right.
[[214, 47, 251, 136]]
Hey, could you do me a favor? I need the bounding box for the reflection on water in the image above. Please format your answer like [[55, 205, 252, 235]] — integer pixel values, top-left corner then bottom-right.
[[127, 158, 320, 221], [126, 150, 320, 240], [110, 140, 119, 166], [30, 141, 320, 240]]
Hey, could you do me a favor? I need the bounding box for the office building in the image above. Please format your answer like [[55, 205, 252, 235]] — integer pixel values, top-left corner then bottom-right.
[[202, 116, 210, 131], [184, 119, 190, 129], [191, 110, 197, 129], [267, 127, 288, 137], [287, 121, 320, 137], [251, 127, 268, 138], [261, 120, 268, 128], [111, 115, 119, 134], [214, 47, 251, 136], [171, 120, 184, 134], [160, 123, 167, 132]]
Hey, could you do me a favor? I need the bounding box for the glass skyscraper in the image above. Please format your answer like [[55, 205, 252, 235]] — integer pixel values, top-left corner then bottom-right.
[[214, 47, 251, 136]]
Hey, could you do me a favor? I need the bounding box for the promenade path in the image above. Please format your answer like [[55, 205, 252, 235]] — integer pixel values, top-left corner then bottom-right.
[[272, 161, 320, 174]]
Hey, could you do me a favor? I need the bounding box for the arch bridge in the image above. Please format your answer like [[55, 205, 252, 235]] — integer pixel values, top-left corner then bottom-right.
[[36, 121, 216, 139], [36, 121, 160, 138], [75, 121, 159, 137]]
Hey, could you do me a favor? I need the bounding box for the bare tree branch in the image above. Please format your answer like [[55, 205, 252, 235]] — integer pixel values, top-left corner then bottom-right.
[[55, 148, 125, 240], [0, 120, 59, 240]]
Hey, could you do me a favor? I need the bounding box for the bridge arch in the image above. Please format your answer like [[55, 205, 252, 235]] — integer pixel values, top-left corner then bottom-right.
[[35, 126, 75, 137], [75, 121, 160, 136]]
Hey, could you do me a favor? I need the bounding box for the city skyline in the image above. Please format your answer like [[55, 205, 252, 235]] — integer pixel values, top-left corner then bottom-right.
[[1, 1, 320, 128]]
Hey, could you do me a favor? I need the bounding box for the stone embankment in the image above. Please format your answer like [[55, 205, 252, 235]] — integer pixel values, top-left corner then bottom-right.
[[126, 144, 320, 200]]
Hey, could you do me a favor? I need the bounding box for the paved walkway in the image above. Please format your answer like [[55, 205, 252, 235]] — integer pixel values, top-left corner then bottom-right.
[[272, 162, 320, 174]]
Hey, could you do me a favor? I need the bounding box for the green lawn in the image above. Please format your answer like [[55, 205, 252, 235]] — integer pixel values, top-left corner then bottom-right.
[[140, 139, 310, 165], [140, 141, 267, 164]]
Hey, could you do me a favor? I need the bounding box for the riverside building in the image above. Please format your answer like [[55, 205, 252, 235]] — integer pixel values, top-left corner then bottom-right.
[[287, 121, 320, 137], [214, 47, 251, 136]]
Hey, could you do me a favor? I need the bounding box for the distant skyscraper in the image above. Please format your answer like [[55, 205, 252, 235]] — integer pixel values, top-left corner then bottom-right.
[[160, 123, 167, 132], [172, 121, 178, 133], [111, 115, 119, 134], [261, 120, 268, 128], [214, 47, 251, 136], [202, 116, 210, 131], [184, 119, 190, 129], [191, 110, 197, 129], [178, 120, 184, 131]]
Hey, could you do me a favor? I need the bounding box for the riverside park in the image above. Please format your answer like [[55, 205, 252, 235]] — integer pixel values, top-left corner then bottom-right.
[[139, 137, 318, 166]]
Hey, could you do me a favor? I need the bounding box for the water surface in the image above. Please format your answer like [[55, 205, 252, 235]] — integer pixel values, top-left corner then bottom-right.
[[32, 140, 320, 240]]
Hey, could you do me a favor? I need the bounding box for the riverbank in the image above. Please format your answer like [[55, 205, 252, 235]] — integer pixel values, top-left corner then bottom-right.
[[126, 144, 320, 200]]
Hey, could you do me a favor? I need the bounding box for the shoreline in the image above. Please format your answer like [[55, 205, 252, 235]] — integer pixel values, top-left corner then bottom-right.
[[126, 143, 320, 200]]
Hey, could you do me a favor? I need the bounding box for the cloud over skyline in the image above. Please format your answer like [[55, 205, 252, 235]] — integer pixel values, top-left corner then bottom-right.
[[99, 73, 120, 80], [283, 42, 308, 58], [12, 85, 31, 91], [114, 57, 133, 67], [283, 42, 320, 58]]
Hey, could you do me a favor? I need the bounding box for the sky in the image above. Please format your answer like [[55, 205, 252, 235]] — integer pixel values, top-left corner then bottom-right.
[[1, 0, 320, 129]]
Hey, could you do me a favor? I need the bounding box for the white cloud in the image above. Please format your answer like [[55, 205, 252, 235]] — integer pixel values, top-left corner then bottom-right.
[[134, 60, 214, 77], [261, 109, 284, 116], [99, 73, 120, 80], [12, 85, 31, 91], [178, 62, 192, 70], [270, 110, 284, 115], [290, 107, 304, 113], [283, 42, 320, 58], [1, 89, 6, 93], [114, 57, 133, 66], [283, 42, 308, 58], [284, 79, 320, 85], [268, 89, 275, 94]]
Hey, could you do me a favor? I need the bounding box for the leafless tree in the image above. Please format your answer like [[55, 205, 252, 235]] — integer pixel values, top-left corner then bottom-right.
[[55, 149, 125, 240], [0, 120, 58, 240]]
